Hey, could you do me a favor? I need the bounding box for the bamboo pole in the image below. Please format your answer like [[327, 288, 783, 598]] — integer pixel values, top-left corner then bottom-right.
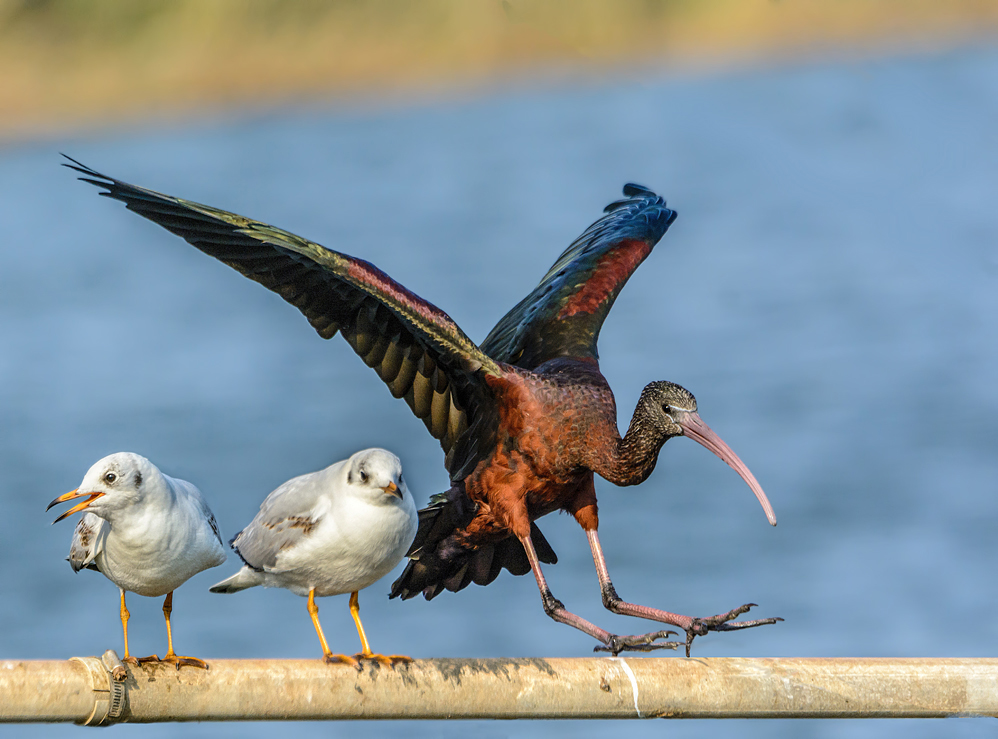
[[1, 655, 996, 724]]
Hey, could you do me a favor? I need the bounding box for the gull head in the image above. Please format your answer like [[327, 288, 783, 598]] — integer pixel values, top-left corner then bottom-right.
[[48, 452, 160, 524], [344, 448, 409, 505]]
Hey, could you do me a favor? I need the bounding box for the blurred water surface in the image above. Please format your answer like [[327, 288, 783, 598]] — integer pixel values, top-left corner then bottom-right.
[[1, 45, 997, 738]]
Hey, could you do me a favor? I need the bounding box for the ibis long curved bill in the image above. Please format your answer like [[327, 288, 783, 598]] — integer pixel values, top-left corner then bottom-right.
[[674, 411, 777, 526]]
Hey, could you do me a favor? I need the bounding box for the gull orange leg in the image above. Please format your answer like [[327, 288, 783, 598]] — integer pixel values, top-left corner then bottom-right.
[[347, 591, 411, 668], [310, 587, 359, 668], [135, 591, 209, 670], [119, 589, 137, 665]]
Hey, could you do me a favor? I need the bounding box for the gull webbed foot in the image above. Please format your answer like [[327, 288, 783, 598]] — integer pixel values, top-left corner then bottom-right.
[[324, 652, 413, 669], [324, 652, 361, 669], [159, 654, 210, 670], [365, 653, 413, 668], [127, 653, 209, 670]]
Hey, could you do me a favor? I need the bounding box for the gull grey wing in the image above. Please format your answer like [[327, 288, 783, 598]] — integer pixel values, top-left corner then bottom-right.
[[230, 471, 329, 572], [201, 503, 223, 547], [69, 513, 107, 573], [170, 476, 224, 546]]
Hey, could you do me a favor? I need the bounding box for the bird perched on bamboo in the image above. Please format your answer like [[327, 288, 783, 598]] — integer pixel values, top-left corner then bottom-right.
[[48, 452, 226, 669], [66, 156, 779, 655], [210, 448, 417, 667]]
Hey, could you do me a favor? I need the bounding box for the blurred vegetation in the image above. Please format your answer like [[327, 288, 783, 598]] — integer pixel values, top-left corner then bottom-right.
[[1, 0, 996, 140]]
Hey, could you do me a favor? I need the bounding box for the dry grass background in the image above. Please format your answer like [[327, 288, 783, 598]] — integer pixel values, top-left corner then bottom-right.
[[1, 0, 997, 141]]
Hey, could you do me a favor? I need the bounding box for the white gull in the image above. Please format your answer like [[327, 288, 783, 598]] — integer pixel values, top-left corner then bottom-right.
[[210, 448, 418, 667], [48, 452, 226, 669]]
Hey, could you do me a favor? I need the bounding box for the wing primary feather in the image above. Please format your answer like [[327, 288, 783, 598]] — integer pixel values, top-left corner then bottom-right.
[[389, 354, 419, 399], [410, 370, 434, 419], [66, 155, 504, 474]]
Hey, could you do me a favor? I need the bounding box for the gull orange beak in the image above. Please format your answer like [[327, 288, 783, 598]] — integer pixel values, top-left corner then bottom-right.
[[47, 489, 105, 524], [382, 481, 402, 500]]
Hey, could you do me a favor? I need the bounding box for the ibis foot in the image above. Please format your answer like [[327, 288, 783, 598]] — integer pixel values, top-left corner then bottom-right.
[[594, 630, 681, 655], [683, 603, 783, 657]]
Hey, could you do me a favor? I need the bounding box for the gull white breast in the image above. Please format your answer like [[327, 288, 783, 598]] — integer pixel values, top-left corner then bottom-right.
[[48, 452, 226, 669], [210, 448, 417, 667]]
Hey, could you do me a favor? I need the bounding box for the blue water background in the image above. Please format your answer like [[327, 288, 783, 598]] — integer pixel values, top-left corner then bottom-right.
[[1, 44, 997, 737]]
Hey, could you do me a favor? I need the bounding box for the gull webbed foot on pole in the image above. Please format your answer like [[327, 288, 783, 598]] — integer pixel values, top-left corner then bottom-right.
[[130, 653, 208, 670], [328, 652, 414, 669], [129, 654, 159, 665], [127, 653, 209, 670], [376, 654, 414, 667], [346, 591, 413, 669], [159, 654, 210, 670], [310, 589, 411, 670], [155, 591, 210, 670], [323, 652, 361, 669]]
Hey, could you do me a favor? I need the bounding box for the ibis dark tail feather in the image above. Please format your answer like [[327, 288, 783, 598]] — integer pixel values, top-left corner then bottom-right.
[[390, 485, 557, 600]]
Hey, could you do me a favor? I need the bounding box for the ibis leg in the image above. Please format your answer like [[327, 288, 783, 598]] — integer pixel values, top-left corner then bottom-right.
[[585, 528, 782, 656], [518, 532, 678, 654]]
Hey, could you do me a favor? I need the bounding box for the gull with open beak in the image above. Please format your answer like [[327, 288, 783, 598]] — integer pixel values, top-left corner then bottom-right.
[[48, 452, 226, 669], [210, 448, 417, 668]]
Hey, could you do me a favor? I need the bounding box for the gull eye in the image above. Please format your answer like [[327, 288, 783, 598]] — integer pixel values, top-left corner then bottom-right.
[[360, 470, 369, 483], [104, 471, 117, 485]]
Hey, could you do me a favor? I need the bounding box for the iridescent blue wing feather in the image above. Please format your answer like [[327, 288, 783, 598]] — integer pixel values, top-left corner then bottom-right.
[[480, 184, 676, 369]]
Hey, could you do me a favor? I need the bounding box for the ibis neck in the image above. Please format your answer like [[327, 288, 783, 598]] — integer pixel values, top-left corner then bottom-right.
[[594, 396, 670, 487]]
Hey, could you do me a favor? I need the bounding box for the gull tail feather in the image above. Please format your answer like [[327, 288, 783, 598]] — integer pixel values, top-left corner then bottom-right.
[[209, 567, 264, 594]]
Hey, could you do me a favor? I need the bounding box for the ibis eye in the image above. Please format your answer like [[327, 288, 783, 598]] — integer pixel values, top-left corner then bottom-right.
[[104, 472, 117, 485]]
